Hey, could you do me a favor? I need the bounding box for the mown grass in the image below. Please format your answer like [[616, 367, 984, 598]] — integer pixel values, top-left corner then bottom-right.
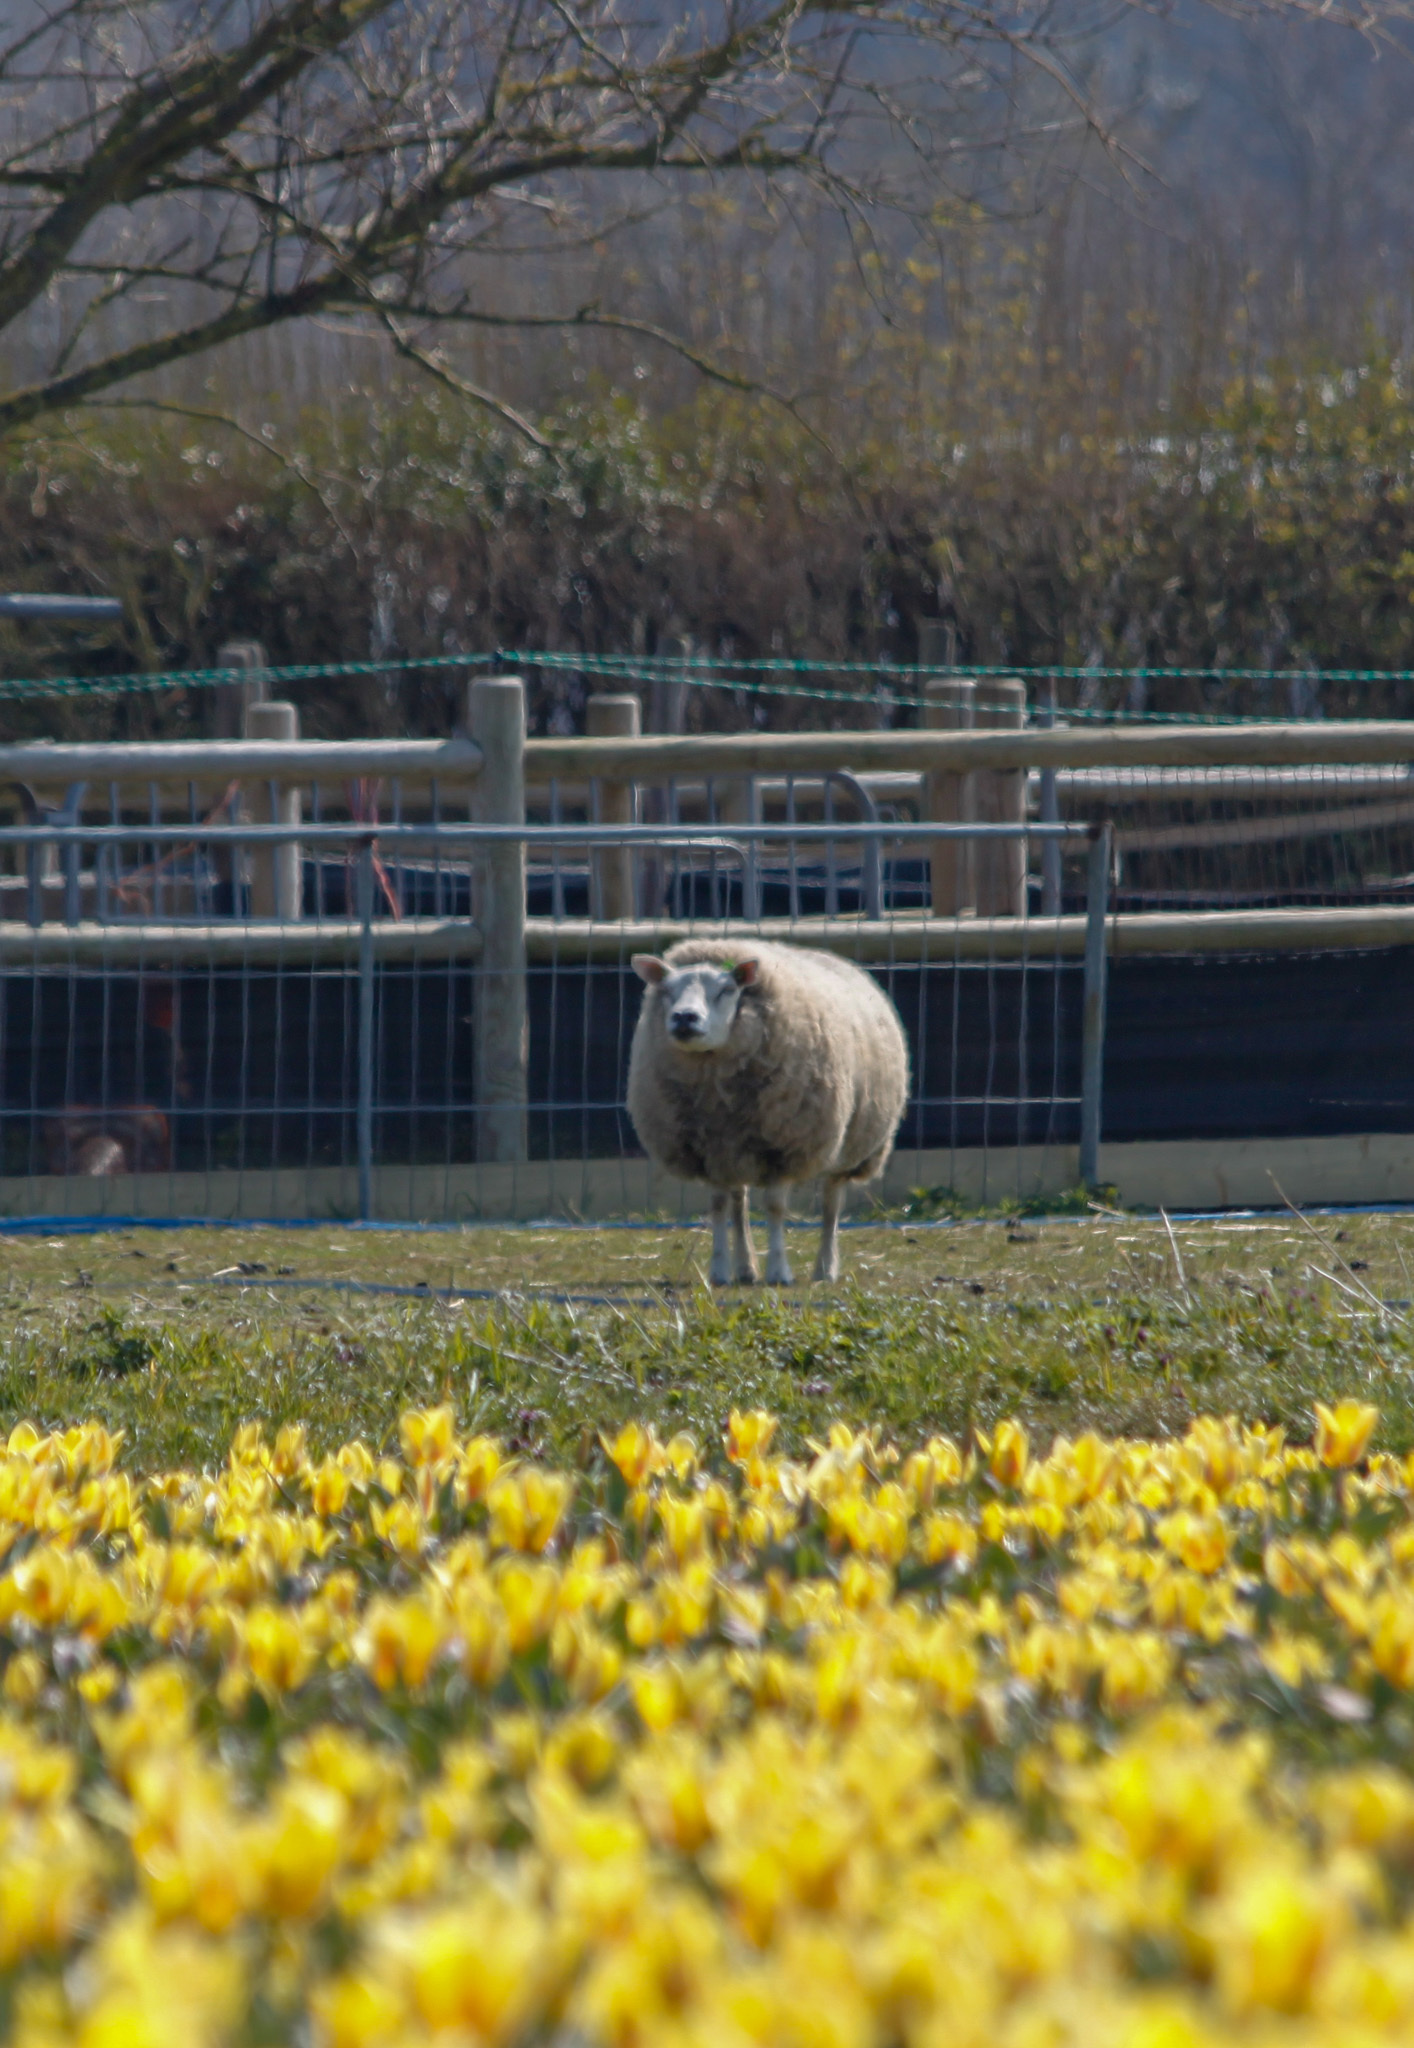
[[0, 1210, 1409, 1473]]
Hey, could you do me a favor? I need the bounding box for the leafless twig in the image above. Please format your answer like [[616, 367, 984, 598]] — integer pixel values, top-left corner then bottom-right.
[[1159, 1208, 1188, 1297], [1268, 1171, 1404, 1325]]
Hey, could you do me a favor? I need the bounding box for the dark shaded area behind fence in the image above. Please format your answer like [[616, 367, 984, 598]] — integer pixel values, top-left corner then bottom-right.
[[0, 947, 1408, 1182], [0, 956, 1081, 1174]]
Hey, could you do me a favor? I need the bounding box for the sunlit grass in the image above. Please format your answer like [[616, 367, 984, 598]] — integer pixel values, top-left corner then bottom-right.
[[0, 1211, 1407, 1472]]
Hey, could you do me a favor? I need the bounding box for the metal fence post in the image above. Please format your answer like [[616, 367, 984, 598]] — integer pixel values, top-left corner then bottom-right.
[[357, 839, 375, 1220], [825, 771, 882, 917], [1080, 821, 1112, 1188], [469, 675, 528, 1163]]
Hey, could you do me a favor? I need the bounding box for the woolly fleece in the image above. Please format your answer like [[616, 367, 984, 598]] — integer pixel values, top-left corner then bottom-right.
[[626, 938, 909, 1192]]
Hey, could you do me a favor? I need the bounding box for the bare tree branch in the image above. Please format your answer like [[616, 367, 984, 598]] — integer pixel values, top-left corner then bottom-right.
[[79, 393, 360, 548], [0, 0, 1404, 442], [380, 318, 557, 449]]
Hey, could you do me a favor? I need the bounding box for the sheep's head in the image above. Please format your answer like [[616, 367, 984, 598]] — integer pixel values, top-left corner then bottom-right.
[[632, 955, 758, 1053]]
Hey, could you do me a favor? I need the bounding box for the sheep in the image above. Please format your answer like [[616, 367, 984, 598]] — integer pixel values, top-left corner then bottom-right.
[[44, 1107, 171, 1177], [626, 937, 909, 1285]]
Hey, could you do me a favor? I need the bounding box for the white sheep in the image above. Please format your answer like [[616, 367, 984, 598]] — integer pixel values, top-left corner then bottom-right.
[[626, 938, 910, 1285]]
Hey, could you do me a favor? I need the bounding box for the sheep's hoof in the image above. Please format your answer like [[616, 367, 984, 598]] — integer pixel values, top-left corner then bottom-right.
[[709, 1263, 731, 1287], [765, 1261, 795, 1286], [812, 1258, 840, 1283]]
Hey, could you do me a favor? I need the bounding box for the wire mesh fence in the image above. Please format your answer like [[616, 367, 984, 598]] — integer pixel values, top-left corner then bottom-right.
[[5, 677, 1414, 1223], [1060, 765, 1414, 911], [0, 816, 1104, 1223], [526, 749, 1414, 917]]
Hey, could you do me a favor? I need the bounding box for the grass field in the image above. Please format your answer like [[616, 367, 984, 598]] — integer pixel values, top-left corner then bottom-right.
[[0, 1206, 1408, 1470], [6, 1208, 1414, 2047]]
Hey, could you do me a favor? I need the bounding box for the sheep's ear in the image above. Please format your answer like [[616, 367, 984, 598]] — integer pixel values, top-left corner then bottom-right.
[[732, 959, 758, 987], [632, 955, 668, 985]]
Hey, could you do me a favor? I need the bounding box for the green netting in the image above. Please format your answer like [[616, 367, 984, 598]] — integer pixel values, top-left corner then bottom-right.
[[508, 655, 1414, 723], [1, 646, 1413, 719], [0, 651, 497, 702]]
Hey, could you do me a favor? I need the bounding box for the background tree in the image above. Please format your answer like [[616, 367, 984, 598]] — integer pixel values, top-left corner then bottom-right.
[[1, 0, 1402, 449], [3, 0, 1414, 733]]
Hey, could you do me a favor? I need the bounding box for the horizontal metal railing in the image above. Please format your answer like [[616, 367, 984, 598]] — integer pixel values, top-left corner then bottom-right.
[[0, 819, 1089, 848], [14, 810, 1414, 949]]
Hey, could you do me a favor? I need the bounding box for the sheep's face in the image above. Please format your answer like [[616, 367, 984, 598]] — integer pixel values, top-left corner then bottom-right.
[[632, 955, 758, 1054]]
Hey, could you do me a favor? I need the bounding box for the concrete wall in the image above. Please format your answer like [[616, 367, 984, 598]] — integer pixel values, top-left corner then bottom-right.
[[6, 1134, 1412, 1222]]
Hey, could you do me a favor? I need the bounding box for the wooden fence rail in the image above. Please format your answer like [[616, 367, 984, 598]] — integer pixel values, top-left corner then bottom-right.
[[524, 720, 1414, 778]]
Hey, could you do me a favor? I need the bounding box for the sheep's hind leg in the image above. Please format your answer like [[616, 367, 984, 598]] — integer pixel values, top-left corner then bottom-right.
[[764, 1184, 794, 1285], [731, 1187, 759, 1284], [813, 1175, 847, 1282], [709, 1190, 732, 1286]]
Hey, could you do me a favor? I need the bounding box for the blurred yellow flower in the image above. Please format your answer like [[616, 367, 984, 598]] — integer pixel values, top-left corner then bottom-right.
[[6, 1397, 1414, 2048], [241, 1603, 315, 1698], [399, 1405, 457, 1472], [601, 1420, 659, 1488], [260, 1777, 348, 1917], [1314, 1401, 1379, 1470], [981, 1419, 1030, 1488], [355, 1596, 445, 1691], [487, 1467, 571, 1552], [1209, 1860, 1347, 2014], [725, 1409, 778, 1464], [309, 1459, 351, 1518]]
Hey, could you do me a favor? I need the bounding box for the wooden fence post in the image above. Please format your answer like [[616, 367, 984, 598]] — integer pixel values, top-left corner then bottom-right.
[[924, 677, 975, 915], [649, 638, 691, 737], [642, 651, 688, 917], [586, 693, 639, 919], [974, 676, 1027, 918], [469, 675, 528, 1163], [1038, 675, 1063, 916], [215, 640, 269, 738], [244, 700, 302, 919]]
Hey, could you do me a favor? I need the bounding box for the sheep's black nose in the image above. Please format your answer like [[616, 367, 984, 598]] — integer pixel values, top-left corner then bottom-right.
[[670, 1012, 704, 1039]]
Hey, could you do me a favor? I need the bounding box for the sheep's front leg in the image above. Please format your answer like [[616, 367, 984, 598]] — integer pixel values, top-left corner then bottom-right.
[[731, 1186, 759, 1284], [813, 1175, 847, 1282], [709, 1189, 732, 1286], [764, 1184, 794, 1285]]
